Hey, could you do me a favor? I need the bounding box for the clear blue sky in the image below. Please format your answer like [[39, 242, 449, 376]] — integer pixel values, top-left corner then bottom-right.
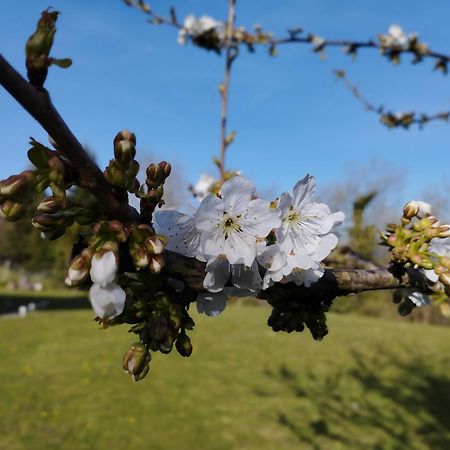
[[1, 0, 450, 208]]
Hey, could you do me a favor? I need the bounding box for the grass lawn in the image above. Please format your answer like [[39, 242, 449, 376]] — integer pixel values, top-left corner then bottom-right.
[[0, 305, 449, 450]]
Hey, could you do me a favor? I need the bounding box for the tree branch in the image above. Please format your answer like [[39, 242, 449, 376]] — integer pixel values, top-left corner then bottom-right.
[[164, 251, 425, 301], [0, 54, 140, 225]]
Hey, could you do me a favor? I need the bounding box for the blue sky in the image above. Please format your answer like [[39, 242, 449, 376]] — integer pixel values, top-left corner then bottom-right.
[[1, 0, 450, 210]]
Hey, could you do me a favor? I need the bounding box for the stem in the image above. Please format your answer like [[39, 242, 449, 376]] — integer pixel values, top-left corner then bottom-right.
[[219, 0, 237, 182], [0, 54, 140, 225]]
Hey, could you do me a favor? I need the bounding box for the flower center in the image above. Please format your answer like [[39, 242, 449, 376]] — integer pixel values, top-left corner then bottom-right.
[[221, 213, 241, 239]]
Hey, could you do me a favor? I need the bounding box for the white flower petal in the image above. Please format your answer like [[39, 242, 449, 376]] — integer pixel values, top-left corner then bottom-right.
[[89, 283, 126, 319], [220, 176, 255, 215], [203, 256, 231, 292], [90, 251, 117, 287], [195, 195, 224, 233], [231, 261, 262, 291], [292, 174, 316, 210], [310, 233, 339, 262], [196, 291, 228, 317], [408, 290, 431, 307]]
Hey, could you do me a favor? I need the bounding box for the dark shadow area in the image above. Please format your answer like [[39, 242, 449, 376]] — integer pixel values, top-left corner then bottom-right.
[[261, 350, 450, 450], [0, 294, 89, 314]]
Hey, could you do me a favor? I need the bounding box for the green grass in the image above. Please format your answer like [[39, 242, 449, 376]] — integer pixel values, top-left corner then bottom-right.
[[1, 305, 449, 450], [0, 288, 86, 298]]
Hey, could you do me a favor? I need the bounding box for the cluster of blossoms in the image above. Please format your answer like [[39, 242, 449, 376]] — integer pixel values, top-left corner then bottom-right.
[[378, 25, 429, 63], [155, 175, 344, 317], [177, 15, 225, 50]]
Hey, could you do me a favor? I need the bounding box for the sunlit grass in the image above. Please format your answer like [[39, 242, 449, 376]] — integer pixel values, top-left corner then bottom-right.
[[0, 305, 449, 450]]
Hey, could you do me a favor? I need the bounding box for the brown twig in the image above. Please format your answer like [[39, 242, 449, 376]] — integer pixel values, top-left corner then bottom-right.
[[218, 0, 237, 182], [0, 54, 140, 225], [334, 69, 450, 129]]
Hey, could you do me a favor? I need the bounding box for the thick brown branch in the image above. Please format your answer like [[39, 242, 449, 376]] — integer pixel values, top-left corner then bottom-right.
[[164, 251, 425, 301], [0, 54, 139, 225]]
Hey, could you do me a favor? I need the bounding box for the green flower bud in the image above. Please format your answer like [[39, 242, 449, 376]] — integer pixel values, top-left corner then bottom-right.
[[158, 161, 172, 179], [0, 200, 27, 221], [114, 139, 136, 166], [122, 342, 151, 382], [113, 129, 136, 147], [176, 332, 193, 357], [398, 300, 414, 316], [146, 163, 163, 184]]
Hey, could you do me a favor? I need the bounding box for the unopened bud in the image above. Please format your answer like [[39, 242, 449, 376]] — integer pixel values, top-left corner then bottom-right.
[[133, 248, 150, 269], [398, 300, 414, 316], [145, 235, 167, 255], [146, 163, 163, 184], [0, 171, 35, 197], [113, 129, 136, 147], [37, 196, 64, 213], [149, 254, 164, 273], [439, 272, 450, 286], [175, 332, 193, 357], [32, 213, 71, 231], [438, 225, 450, 238], [385, 223, 397, 234], [104, 161, 127, 188], [122, 342, 151, 382], [403, 200, 431, 219], [114, 139, 136, 166], [0, 200, 27, 221], [158, 161, 171, 179]]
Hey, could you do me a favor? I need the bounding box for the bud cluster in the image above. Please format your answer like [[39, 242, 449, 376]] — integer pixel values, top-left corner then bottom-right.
[[28, 138, 77, 202], [129, 224, 167, 273], [0, 171, 35, 221], [121, 289, 195, 381], [104, 130, 140, 193], [138, 161, 171, 223], [382, 201, 450, 273], [267, 294, 332, 341]]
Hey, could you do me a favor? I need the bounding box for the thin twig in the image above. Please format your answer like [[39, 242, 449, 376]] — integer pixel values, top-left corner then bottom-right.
[[0, 54, 140, 225], [334, 69, 450, 128], [219, 0, 237, 182]]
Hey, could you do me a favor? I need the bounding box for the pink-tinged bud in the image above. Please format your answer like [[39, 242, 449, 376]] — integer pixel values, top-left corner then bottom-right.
[[109, 220, 128, 242], [438, 225, 450, 238], [122, 342, 151, 382], [32, 214, 72, 231], [145, 235, 167, 255], [113, 129, 136, 147], [65, 250, 93, 287], [403, 200, 431, 219], [438, 272, 450, 286], [47, 155, 65, 174], [158, 161, 172, 179], [149, 254, 164, 273], [133, 248, 150, 269], [0, 171, 35, 197], [0, 200, 27, 221], [146, 163, 163, 184], [37, 196, 64, 213]]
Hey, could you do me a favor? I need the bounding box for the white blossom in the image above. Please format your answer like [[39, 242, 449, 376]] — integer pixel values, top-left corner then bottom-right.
[[65, 267, 88, 287], [424, 237, 450, 282], [385, 24, 408, 47], [90, 251, 118, 287], [259, 175, 344, 289], [89, 282, 126, 320], [404, 200, 432, 219], [196, 176, 281, 267], [192, 173, 215, 199], [154, 210, 201, 258], [178, 15, 224, 45]]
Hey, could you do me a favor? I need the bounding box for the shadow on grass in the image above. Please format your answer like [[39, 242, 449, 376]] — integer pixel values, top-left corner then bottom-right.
[[261, 350, 450, 450]]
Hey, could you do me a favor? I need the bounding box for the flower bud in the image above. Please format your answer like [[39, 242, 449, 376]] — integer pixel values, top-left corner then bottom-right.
[[132, 247, 150, 269], [90, 251, 118, 287], [31, 213, 72, 231], [37, 196, 64, 213], [403, 200, 431, 219], [104, 161, 127, 188], [146, 163, 163, 184], [0, 200, 27, 221], [438, 225, 450, 238], [0, 171, 35, 197], [114, 139, 136, 166], [149, 254, 164, 273], [439, 272, 450, 287], [122, 342, 151, 382], [113, 129, 136, 147], [398, 300, 415, 316], [145, 235, 167, 255], [158, 161, 172, 179], [175, 332, 193, 357]]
